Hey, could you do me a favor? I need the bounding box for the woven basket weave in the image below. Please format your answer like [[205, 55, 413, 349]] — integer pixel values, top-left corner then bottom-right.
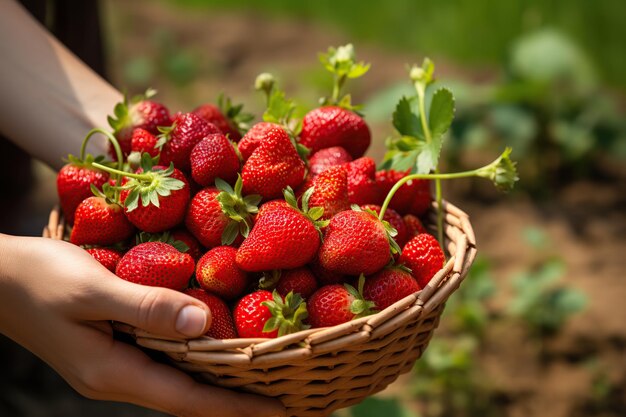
[[43, 200, 476, 417]]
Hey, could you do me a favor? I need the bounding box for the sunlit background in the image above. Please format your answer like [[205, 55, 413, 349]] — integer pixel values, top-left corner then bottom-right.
[[1, 1, 624, 416]]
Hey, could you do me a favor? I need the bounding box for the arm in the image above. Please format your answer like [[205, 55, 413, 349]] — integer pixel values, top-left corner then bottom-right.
[[0, 0, 121, 169], [0, 234, 285, 417]]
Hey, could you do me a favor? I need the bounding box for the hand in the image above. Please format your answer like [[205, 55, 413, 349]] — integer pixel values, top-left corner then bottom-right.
[[0, 234, 285, 417]]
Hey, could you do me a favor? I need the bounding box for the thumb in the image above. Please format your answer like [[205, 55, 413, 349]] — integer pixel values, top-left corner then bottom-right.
[[89, 277, 213, 339]]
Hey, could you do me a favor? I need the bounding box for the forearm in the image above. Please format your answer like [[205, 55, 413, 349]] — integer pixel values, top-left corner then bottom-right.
[[0, 1, 122, 170]]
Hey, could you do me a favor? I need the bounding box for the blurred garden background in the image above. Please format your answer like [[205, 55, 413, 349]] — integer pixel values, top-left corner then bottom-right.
[[1, 0, 624, 416]]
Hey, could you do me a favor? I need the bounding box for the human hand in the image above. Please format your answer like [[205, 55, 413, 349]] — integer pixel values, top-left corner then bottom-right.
[[0, 234, 285, 417]]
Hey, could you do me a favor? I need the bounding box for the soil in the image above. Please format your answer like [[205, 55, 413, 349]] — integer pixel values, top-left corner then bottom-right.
[[0, 1, 623, 416]]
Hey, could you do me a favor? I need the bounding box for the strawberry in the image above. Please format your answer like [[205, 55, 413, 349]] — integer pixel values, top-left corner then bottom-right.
[[130, 128, 159, 158], [318, 207, 400, 276], [299, 106, 371, 159], [107, 91, 171, 158], [196, 246, 248, 300], [344, 157, 382, 205], [185, 176, 260, 248], [237, 122, 277, 162], [119, 161, 190, 233], [403, 214, 428, 239], [57, 155, 109, 225], [85, 247, 123, 273], [398, 233, 445, 288], [308, 146, 352, 177], [190, 133, 240, 187], [116, 241, 195, 290], [309, 256, 347, 286], [235, 187, 326, 272], [275, 267, 318, 299], [361, 204, 409, 248], [363, 267, 421, 311], [157, 112, 222, 171], [307, 277, 375, 328], [241, 124, 306, 200], [233, 290, 309, 338], [134, 230, 196, 258], [375, 169, 431, 216], [307, 165, 350, 220], [192, 95, 253, 142], [70, 195, 135, 246], [171, 229, 202, 261], [183, 288, 237, 339]]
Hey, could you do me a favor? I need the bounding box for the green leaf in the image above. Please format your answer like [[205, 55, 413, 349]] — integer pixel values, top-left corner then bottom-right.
[[415, 135, 444, 174], [308, 207, 324, 221], [429, 88, 455, 138], [124, 188, 140, 212], [263, 90, 293, 124], [392, 96, 423, 138], [221, 221, 240, 245]]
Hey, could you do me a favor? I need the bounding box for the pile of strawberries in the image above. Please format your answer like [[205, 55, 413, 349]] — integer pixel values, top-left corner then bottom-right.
[[56, 45, 445, 339]]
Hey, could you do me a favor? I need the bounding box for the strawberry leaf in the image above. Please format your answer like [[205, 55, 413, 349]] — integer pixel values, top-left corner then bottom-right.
[[429, 88, 455, 139], [261, 290, 310, 336], [392, 96, 423, 139], [221, 221, 240, 246]]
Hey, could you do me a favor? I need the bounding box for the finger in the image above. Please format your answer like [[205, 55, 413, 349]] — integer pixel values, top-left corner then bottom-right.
[[84, 329, 286, 417], [84, 276, 213, 339]]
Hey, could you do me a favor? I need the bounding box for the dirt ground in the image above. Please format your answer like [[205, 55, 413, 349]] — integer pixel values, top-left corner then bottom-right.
[[0, 1, 623, 416]]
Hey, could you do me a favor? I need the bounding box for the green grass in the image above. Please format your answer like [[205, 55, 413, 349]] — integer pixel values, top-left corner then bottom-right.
[[164, 0, 626, 90]]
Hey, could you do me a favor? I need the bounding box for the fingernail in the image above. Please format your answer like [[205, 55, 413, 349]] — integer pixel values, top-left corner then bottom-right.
[[176, 305, 207, 336]]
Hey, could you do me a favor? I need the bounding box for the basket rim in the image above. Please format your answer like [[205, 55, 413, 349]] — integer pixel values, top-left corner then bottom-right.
[[44, 198, 476, 361]]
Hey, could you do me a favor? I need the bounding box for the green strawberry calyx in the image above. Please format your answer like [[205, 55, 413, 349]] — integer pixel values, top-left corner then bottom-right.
[[107, 88, 157, 135], [217, 93, 255, 135], [154, 122, 177, 151], [283, 186, 330, 235], [262, 290, 310, 337], [258, 269, 282, 291], [351, 204, 402, 256], [318, 43, 370, 111], [346, 274, 377, 317], [135, 231, 190, 253], [216, 175, 261, 245], [91, 153, 185, 212]]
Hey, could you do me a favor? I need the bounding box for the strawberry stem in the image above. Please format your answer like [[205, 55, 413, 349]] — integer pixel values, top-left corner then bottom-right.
[[80, 128, 124, 200], [91, 162, 152, 181]]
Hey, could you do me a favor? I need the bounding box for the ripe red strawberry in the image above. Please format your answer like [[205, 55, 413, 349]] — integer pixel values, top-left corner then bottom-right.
[[403, 214, 428, 239], [306, 165, 350, 220], [70, 196, 135, 246], [108, 92, 171, 158], [85, 247, 123, 273], [241, 125, 306, 200], [120, 163, 190, 233], [299, 106, 371, 158], [185, 176, 259, 248], [233, 290, 276, 338], [234, 290, 309, 338], [307, 278, 375, 328], [237, 122, 277, 162], [171, 228, 202, 261], [57, 155, 109, 225], [309, 256, 348, 286], [363, 267, 421, 311], [192, 95, 252, 142], [399, 233, 445, 288], [116, 241, 195, 290], [196, 246, 248, 300], [276, 267, 318, 299], [183, 288, 237, 339], [236, 188, 326, 272], [375, 169, 431, 216], [190, 133, 240, 187], [157, 112, 222, 171], [185, 188, 230, 248], [318, 208, 398, 276], [308, 146, 352, 177], [130, 128, 159, 158], [344, 157, 382, 205], [361, 204, 409, 248]]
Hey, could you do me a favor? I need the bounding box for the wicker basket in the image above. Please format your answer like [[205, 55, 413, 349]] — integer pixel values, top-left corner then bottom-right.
[[43, 200, 476, 417]]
